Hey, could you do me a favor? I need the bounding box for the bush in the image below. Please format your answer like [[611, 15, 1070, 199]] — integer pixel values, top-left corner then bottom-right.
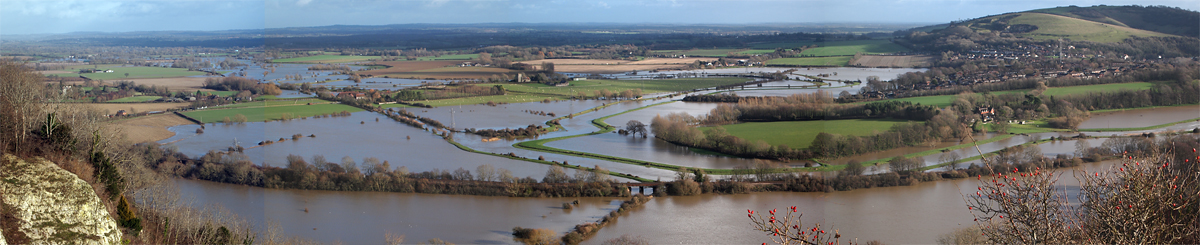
[[666, 179, 701, 196], [116, 194, 142, 232]]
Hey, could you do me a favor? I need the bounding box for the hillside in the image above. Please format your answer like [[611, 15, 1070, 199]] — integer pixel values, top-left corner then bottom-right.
[[902, 5, 1197, 43], [1029, 5, 1200, 38], [962, 12, 1174, 43]]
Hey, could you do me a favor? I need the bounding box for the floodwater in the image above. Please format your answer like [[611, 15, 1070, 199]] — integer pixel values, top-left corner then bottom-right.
[[159, 112, 555, 178], [544, 100, 792, 169], [281, 77, 428, 91], [1078, 105, 1200, 129], [586, 159, 1122, 244], [603, 67, 925, 82], [412, 100, 610, 130], [174, 178, 625, 244]]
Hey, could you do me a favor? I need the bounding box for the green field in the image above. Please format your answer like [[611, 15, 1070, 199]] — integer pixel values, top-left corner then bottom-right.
[[271, 55, 381, 63], [1005, 13, 1172, 43], [710, 119, 905, 149], [182, 102, 362, 123], [106, 96, 163, 103], [860, 95, 957, 108], [74, 66, 205, 80], [415, 54, 480, 61], [750, 41, 817, 49], [798, 40, 909, 57], [205, 98, 328, 109], [736, 49, 777, 55], [680, 49, 740, 57], [413, 78, 750, 107], [765, 56, 852, 66], [1042, 82, 1153, 96]]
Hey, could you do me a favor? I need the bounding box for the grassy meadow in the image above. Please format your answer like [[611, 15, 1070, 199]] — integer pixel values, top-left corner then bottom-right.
[[75, 66, 205, 80], [799, 40, 909, 57], [415, 54, 480, 61], [183, 98, 358, 123], [680, 49, 740, 57], [1042, 82, 1154, 96], [1006, 13, 1172, 42], [766, 56, 852, 66], [709, 119, 904, 149], [107, 96, 164, 103], [410, 78, 750, 107]]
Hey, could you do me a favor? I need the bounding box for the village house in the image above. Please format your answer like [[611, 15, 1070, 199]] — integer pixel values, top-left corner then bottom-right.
[[336, 92, 366, 100], [976, 106, 996, 122]]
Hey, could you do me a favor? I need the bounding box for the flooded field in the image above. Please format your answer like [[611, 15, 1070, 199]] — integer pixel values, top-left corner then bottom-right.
[[1078, 105, 1200, 129], [159, 112, 555, 178], [412, 100, 610, 130], [175, 179, 624, 244]]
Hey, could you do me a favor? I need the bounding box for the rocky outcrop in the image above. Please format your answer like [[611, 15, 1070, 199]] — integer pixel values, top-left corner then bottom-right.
[[1, 154, 121, 244]]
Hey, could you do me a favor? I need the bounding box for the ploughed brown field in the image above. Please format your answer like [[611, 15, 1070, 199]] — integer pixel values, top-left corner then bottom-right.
[[106, 113, 196, 143], [83, 102, 189, 114], [359, 60, 514, 79], [852, 55, 934, 68], [519, 58, 719, 73]]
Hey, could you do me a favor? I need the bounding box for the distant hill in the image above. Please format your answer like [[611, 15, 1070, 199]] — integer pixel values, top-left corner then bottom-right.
[[1028, 5, 1199, 38], [961, 12, 1174, 43], [904, 5, 1198, 43]]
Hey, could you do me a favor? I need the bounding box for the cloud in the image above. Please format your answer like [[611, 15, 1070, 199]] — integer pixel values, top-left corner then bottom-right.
[[425, 0, 450, 7], [297, 0, 314, 6]]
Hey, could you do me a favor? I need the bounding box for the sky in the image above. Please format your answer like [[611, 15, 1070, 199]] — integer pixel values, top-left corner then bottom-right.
[[2, 0, 1197, 35]]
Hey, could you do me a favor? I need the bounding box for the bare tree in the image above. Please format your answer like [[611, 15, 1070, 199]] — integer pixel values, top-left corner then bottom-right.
[[0, 61, 48, 154], [542, 165, 569, 183], [625, 120, 648, 138], [340, 156, 359, 175], [498, 168, 515, 183], [476, 164, 496, 182], [940, 152, 962, 170]]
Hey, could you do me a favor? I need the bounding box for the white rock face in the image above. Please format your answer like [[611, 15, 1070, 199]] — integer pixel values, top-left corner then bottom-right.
[[1, 154, 121, 245]]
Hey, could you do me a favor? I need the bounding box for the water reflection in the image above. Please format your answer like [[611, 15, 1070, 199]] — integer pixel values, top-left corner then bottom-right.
[[585, 160, 1122, 244], [174, 179, 623, 244], [160, 112, 554, 178]]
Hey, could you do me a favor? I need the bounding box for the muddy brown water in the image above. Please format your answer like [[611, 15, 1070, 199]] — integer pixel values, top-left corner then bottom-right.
[[174, 178, 625, 244], [1078, 105, 1200, 129], [585, 159, 1121, 244], [160, 112, 556, 178], [173, 159, 1122, 244]]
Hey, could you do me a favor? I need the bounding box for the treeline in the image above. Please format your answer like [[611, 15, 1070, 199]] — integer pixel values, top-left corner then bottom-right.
[[465, 122, 556, 138], [150, 149, 634, 198], [201, 77, 282, 95], [307, 64, 352, 71], [391, 84, 506, 101], [704, 92, 940, 124], [682, 93, 749, 103]]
